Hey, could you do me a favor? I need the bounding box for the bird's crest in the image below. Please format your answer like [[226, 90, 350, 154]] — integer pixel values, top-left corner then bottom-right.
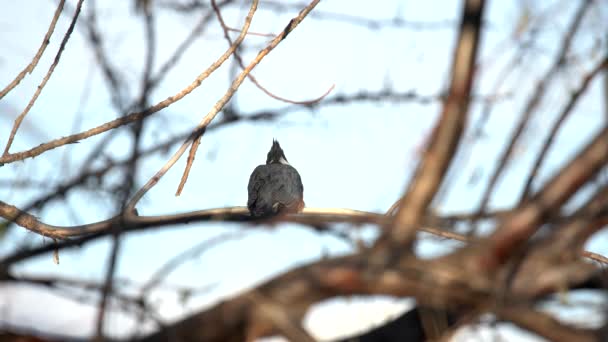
[[266, 139, 289, 165]]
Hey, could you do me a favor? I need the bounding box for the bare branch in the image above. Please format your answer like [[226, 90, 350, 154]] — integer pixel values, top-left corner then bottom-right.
[[164, 0, 322, 202], [386, 0, 485, 248], [520, 57, 608, 200], [0, 0, 252, 165], [212, 0, 335, 106], [246, 290, 316, 342], [496, 305, 598, 342], [483, 125, 608, 269], [139, 232, 242, 294], [476, 0, 592, 215], [2, 0, 84, 156], [0, 0, 65, 100]]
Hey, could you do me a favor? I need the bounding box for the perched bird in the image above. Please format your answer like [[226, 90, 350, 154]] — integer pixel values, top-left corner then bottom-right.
[[247, 140, 304, 217]]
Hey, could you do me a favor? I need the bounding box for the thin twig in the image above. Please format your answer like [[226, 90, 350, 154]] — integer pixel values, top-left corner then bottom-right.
[[95, 5, 158, 338], [211, 0, 334, 105], [175, 129, 203, 196], [260, 0, 455, 31], [141, 0, 261, 201], [140, 232, 243, 294], [519, 57, 608, 201], [226, 26, 275, 37], [152, 0, 321, 203], [85, 0, 126, 110], [0, 2, 251, 165], [2, 0, 84, 156], [0, 0, 66, 100], [148, 0, 233, 90], [583, 251, 608, 265], [475, 0, 592, 217]]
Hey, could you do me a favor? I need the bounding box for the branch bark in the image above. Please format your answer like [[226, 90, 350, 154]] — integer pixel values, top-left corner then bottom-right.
[[387, 0, 485, 248]]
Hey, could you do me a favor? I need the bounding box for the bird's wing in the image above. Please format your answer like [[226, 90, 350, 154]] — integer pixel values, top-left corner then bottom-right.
[[271, 165, 304, 208], [247, 165, 268, 209]]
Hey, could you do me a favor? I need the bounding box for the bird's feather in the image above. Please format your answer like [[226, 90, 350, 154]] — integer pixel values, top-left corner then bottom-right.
[[247, 164, 304, 217]]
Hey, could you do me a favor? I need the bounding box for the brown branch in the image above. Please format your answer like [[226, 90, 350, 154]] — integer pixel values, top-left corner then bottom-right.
[[135, 0, 261, 204], [483, 125, 608, 270], [259, 0, 456, 31], [174, 129, 203, 197], [246, 290, 317, 342], [167, 0, 321, 201], [4, 273, 153, 321], [496, 305, 598, 342], [148, 0, 233, 90], [441, 23, 545, 213], [139, 232, 242, 294], [506, 187, 608, 298], [520, 57, 608, 201], [2, 0, 84, 156], [0, 200, 450, 245], [95, 4, 159, 337], [136, 240, 604, 342], [512, 184, 608, 291], [250, 80, 335, 105], [0, 0, 65, 100], [3, 203, 605, 341], [85, 1, 127, 110], [225, 26, 275, 37], [222, 89, 506, 128], [551, 186, 608, 251], [0, 0, 253, 165], [4, 195, 608, 268], [1, 89, 448, 228], [386, 0, 485, 248], [476, 0, 592, 216], [0, 207, 383, 267], [132, 233, 236, 331], [212, 0, 335, 105], [583, 251, 608, 265], [135, 253, 423, 342]]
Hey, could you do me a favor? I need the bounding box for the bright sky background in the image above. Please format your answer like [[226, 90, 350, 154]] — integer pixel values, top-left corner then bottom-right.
[[1, 0, 607, 341]]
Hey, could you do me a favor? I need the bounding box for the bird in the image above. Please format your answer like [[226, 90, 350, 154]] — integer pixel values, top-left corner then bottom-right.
[[247, 140, 304, 217]]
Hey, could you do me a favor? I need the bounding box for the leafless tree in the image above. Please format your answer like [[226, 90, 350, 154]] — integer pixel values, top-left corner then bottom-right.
[[1, 0, 608, 341]]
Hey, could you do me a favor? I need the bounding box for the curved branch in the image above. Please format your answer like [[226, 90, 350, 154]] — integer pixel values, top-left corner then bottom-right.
[[0, 201, 461, 245]]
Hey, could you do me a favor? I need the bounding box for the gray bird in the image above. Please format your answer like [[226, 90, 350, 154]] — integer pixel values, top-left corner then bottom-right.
[[247, 140, 304, 217]]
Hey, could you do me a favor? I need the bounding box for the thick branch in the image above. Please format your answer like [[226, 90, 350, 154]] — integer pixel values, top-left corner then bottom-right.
[[388, 0, 485, 247], [497, 306, 598, 342], [483, 125, 608, 269], [136, 243, 603, 342]]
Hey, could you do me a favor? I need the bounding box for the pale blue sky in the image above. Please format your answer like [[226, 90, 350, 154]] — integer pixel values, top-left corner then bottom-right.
[[1, 0, 606, 340]]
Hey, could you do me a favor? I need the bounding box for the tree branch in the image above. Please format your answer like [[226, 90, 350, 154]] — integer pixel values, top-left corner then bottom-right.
[[386, 0, 485, 249]]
